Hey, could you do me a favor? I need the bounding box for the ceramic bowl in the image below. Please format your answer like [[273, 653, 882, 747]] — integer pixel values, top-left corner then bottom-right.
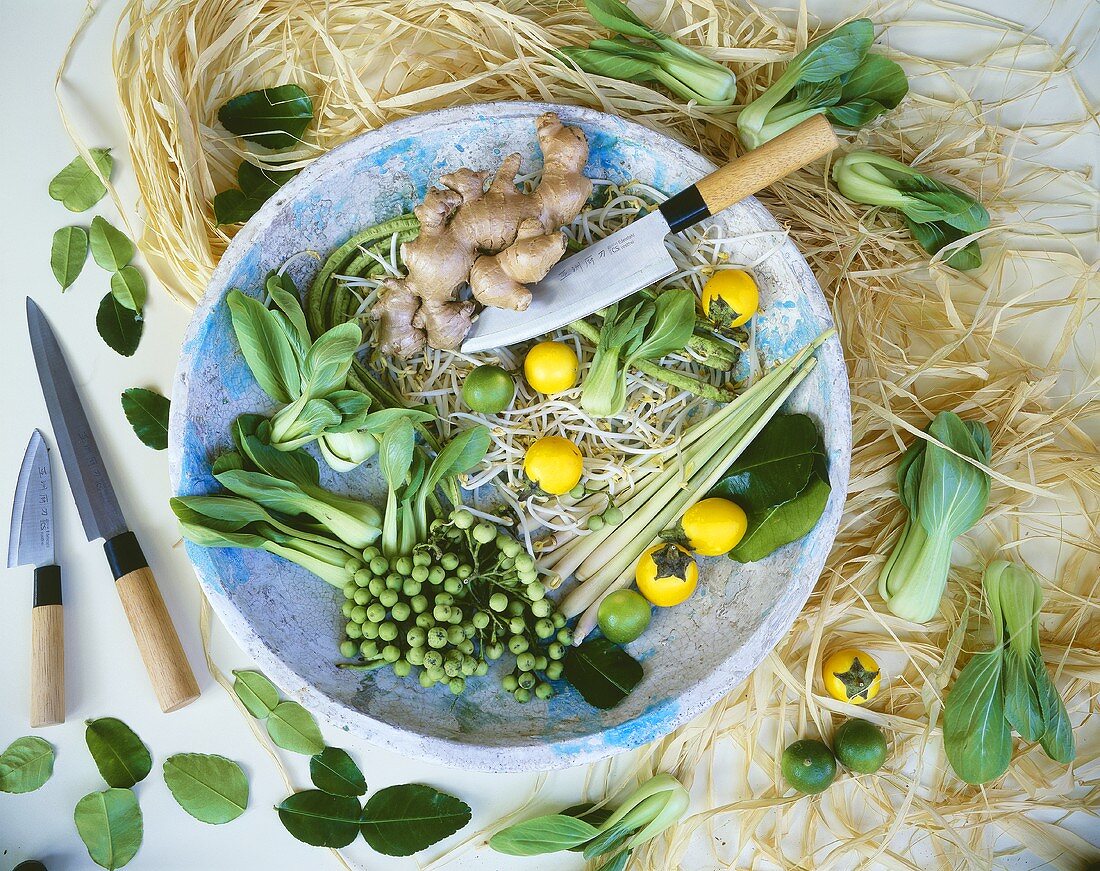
[[169, 101, 850, 772]]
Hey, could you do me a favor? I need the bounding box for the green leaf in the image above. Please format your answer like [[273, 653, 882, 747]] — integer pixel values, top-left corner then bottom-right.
[[97, 293, 143, 357], [943, 650, 1012, 784], [563, 638, 644, 709], [1033, 650, 1075, 764], [903, 216, 984, 270], [379, 418, 417, 491], [266, 272, 311, 349], [597, 849, 634, 871], [728, 470, 831, 563], [85, 717, 152, 789], [120, 388, 170, 450], [424, 425, 490, 491], [0, 736, 55, 793], [89, 216, 135, 271], [918, 412, 990, 539], [74, 788, 143, 869], [226, 289, 300, 403], [51, 226, 89, 289], [710, 413, 819, 512], [217, 85, 314, 150], [49, 148, 113, 212], [266, 700, 324, 755], [629, 288, 696, 363], [233, 669, 280, 718], [302, 322, 361, 396], [359, 783, 472, 856], [490, 814, 599, 856], [1003, 648, 1044, 741], [310, 747, 367, 797], [163, 753, 249, 825], [213, 163, 298, 224], [110, 266, 148, 313], [826, 53, 908, 128], [584, 0, 660, 41], [790, 19, 875, 83], [277, 789, 361, 847]]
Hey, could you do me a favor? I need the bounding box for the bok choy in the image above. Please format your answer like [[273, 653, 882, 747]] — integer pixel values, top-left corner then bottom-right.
[[737, 19, 907, 150], [831, 151, 990, 269], [580, 288, 696, 418], [559, 0, 736, 106], [228, 274, 421, 469], [943, 561, 1074, 785], [878, 411, 991, 623]]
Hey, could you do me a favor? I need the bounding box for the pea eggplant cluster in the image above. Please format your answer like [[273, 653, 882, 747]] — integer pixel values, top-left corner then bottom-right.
[[337, 510, 572, 700]]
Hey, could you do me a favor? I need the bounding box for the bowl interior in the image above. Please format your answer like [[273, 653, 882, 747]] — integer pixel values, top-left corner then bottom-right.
[[170, 102, 850, 772]]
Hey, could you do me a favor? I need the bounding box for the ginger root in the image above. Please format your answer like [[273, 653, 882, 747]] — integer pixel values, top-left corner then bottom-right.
[[372, 113, 592, 356]]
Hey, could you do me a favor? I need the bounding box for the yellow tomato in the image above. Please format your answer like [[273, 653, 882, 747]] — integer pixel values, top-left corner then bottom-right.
[[680, 497, 747, 556], [822, 648, 882, 705], [635, 543, 698, 607], [702, 269, 759, 328], [523, 436, 583, 495], [524, 342, 579, 394]]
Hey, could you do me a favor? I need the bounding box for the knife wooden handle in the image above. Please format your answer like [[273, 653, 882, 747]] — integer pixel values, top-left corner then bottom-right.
[[30, 565, 64, 728], [658, 115, 839, 232], [106, 532, 200, 713]]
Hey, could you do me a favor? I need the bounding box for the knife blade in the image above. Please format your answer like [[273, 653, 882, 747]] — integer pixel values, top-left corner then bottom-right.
[[461, 114, 840, 354], [8, 429, 64, 727], [26, 298, 200, 713]]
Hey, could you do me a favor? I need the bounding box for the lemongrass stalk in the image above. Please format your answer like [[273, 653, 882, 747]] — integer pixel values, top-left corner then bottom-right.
[[575, 564, 635, 641], [539, 394, 752, 574], [571, 355, 819, 582], [546, 330, 833, 578], [562, 357, 818, 619]]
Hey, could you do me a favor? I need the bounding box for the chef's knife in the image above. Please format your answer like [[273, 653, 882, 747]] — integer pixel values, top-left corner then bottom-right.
[[26, 298, 200, 713], [7, 430, 64, 727], [461, 114, 839, 354]]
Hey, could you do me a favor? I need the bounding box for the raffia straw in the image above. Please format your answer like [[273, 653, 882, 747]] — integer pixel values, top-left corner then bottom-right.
[[51, 0, 1100, 866]]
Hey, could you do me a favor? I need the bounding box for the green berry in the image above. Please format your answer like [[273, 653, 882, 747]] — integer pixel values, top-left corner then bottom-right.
[[423, 650, 444, 670], [514, 687, 531, 703], [415, 614, 435, 629], [393, 659, 412, 678], [354, 569, 371, 587], [434, 604, 452, 622], [526, 582, 545, 601], [360, 622, 379, 640], [366, 603, 386, 623], [368, 577, 386, 596], [441, 552, 459, 570], [410, 594, 429, 613], [362, 546, 380, 562], [447, 625, 465, 645], [350, 605, 367, 624], [427, 627, 448, 649], [557, 628, 573, 646], [353, 588, 371, 606], [602, 506, 623, 525], [489, 593, 508, 612], [545, 661, 563, 680], [385, 573, 403, 591], [535, 682, 553, 700], [472, 610, 490, 630], [341, 601, 355, 618], [547, 642, 565, 660], [502, 673, 519, 692], [369, 556, 389, 575], [530, 598, 551, 618], [391, 601, 411, 622], [344, 558, 361, 573], [382, 644, 401, 663], [379, 589, 399, 608], [407, 627, 427, 648], [452, 509, 475, 529], [343, 582, 357, 599], [474, 660, 489, 677], [552, 612, 567, 629], [413, 551, 432, 567], [587, 514, 605, 531], [484, 642, 504, 660], [412, 565, 430, 583], [456, 564, 473, 580], [516, 652, 536, 672], [359, 640, 378, 658], [339, 640, 358, 658], [508, 616, 526, 635], [378, 622, 398, 642], [407, 647, 426, 666], [443, 577, 463, 594], [449, 678, 466, 695], [534, 618, 555, 639], [508, 635, 529, 655], [418, 670, 436, 689], [428, 566, 446, 585]]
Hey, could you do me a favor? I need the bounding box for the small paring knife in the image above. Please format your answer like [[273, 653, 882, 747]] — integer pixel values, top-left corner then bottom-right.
[[26, 298, 200, 713], [461, 114, 840, 354], [8, 430, 64, 727]]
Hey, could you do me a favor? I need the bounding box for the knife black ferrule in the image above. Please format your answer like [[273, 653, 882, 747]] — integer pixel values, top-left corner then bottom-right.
[[33, 564, 62, 606], [104, 531, 147, 579], [658, 185, 711, 234]]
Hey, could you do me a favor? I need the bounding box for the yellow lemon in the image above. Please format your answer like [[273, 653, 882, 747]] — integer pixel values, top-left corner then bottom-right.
[[822, 648, 882, 705], [679, 497, 748, 556], [702, 269, 759, 328], [635, 543, 698, 607], [524, 342, 579, 394], [523, 436, 583, 495]]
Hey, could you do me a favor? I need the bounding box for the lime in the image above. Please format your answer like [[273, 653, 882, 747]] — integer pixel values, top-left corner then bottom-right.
[[781, 739, 836, 794], [462, 365, 515, 414], [832, 718, 888, 774], [597, 589, 652, 644]]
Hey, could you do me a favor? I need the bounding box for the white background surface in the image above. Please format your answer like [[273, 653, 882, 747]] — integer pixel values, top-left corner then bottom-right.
[[0, 1, 1096, 869]]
